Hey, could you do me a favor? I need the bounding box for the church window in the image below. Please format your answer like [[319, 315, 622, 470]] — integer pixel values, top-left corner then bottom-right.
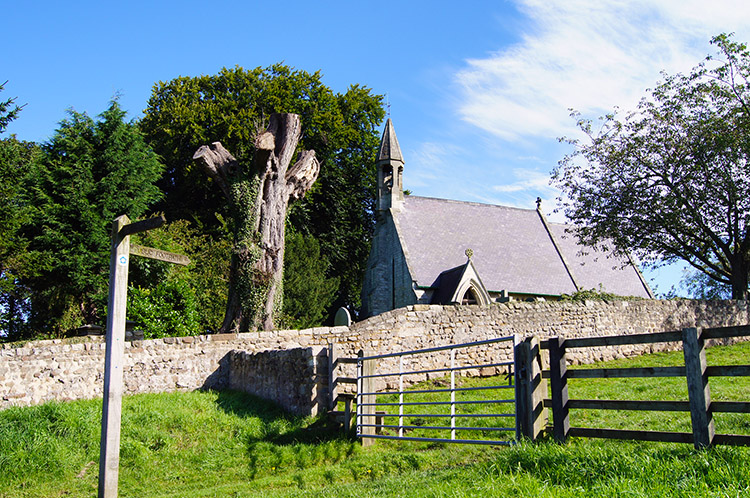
[[461, 287, 479, 305], [383, 165, 393, 188]]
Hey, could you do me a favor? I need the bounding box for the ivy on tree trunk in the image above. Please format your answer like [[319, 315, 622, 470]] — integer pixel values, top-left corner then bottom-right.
[[193, 113, 319, 331]]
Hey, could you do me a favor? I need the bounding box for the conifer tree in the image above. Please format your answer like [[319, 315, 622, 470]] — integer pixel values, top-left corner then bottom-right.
[[0, 99, 39, 339], [21, 101, 163, 336]]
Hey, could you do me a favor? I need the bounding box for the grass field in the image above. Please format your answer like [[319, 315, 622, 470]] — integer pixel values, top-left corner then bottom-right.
[[1, 342, 749, 497]]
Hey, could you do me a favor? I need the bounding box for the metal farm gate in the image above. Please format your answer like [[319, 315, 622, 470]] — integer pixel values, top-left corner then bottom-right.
[[355, 336, 524, 446]]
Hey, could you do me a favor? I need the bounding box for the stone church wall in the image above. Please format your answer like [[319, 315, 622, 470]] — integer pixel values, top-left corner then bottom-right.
[[2, 299, 749, 413], [226, 347, 329, 416], [360, 210, 416, 318]]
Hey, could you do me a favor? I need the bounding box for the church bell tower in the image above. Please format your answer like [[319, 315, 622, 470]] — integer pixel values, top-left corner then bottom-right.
[[376, 118, 404, 212]]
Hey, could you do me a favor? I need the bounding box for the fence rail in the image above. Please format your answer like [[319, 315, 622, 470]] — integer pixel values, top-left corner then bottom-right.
[[334, 323, 750, 449], [543, 324, 750, 449], [355, 335, 518, 447]]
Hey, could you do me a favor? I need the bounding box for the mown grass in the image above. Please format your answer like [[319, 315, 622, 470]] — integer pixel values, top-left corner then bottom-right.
[[1, 342, 749, 497]]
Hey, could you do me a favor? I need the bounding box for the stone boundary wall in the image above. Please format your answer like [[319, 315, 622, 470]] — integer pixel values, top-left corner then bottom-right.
[[0, 328, 352, 411], [226, 347, 328, 416], [2, 299, 749, 412], [331, 299, 750, 393]]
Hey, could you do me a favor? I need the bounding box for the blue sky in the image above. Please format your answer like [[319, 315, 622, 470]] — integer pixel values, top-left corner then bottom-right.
[[5, 0, 750, 296]]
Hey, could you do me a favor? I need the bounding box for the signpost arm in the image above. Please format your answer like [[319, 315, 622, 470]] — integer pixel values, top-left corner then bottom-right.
[[98, 215, 131, 498]]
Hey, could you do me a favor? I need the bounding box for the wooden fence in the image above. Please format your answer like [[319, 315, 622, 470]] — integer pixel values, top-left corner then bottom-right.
[[330, 324, 750, 449], [531, 324, 750, 449]]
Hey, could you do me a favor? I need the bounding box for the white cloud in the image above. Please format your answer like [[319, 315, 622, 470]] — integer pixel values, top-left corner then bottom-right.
[[456, 0, 750, 141], [492, 168, 553, 194], [403, 142, 463, 190], [450, 167, 561, 216]]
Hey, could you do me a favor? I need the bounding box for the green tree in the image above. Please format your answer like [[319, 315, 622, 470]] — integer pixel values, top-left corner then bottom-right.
[[667, 262, 733, 300], [128, 218, 231, 334], [554, 34, 750, 301], [21, 101, 163, 336], [127, 279, 202, 339], [0, 137, 41, 340], [0, 81, 24, 134], [141, 65, 384, 324], [281, 230, 339, 329], [0, 83, 36, 340]]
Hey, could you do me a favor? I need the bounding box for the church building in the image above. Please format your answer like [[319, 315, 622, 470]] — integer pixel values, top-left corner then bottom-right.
[[360, 119, 654, 318]]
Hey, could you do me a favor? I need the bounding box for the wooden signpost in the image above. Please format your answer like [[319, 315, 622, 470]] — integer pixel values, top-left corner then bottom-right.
[[98, 214, 189, 498]]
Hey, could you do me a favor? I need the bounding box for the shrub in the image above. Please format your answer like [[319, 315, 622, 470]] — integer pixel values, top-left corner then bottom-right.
[[127, 279, 202, 338]]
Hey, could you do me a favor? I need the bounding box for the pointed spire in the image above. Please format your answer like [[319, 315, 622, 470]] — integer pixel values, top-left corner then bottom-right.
[[378, 118, 404, 164]]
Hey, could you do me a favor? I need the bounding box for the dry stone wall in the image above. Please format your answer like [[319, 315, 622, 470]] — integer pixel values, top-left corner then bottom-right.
[[350, 299, 750, 364], [0, 328, 352, 412], [333, 299, 750, 393], [2, 299, 749, 413], [226, 347, 328, 416]]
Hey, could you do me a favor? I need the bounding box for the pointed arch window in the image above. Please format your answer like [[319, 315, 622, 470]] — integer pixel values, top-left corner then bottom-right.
[[383, 165, 393, 188], [461, 287, 479, 305]]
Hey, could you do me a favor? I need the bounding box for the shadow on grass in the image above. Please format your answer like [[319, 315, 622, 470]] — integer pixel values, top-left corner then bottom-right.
[[211, 389, 353, 445], [210, 390, 358, 480], [212, 389, 287, 421]]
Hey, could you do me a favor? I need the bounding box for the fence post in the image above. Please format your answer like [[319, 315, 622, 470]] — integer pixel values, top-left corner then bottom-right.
[[529, 336, 547, 440], [343, 396, 352, 434], [358, 350, 376, 447], [515, 335, 547, 441], [548, 336, 569, 443], [450, 348, 456, 440], [514, 335, 524, 440], [328, 342, 337, 411], [356, 351, 362, 438], [683, 327, 715, 449], [398, 355, 404, 438]]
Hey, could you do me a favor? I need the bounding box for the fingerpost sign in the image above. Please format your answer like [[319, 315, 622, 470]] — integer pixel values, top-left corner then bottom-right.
[[98, 215, 189, 498]]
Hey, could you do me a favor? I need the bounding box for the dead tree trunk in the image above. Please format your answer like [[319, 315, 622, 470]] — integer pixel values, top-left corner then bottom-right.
[[193, 113, 319, 332]]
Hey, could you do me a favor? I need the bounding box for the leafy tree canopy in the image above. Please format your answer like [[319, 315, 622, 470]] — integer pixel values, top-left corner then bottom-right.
[[18, 101, 163, 337], [140, 64, 384, 317], [0, 138, 40, 280], [0, 137, 41, 339], [0, 81, 32, 290], [554, 34, 750, 300], [670, 267, 733, 300], [128, 218, 231, 335]]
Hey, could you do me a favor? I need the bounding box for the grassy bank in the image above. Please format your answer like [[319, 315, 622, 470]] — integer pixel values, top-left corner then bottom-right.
[[1, 343, 749, 497]]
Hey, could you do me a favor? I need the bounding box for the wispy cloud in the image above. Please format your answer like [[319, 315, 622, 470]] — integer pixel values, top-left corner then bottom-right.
[[456, 0, 750, 141], [451, 167, 561, 217], [492, 168, 553, 194], [404, 142, 463, 190]]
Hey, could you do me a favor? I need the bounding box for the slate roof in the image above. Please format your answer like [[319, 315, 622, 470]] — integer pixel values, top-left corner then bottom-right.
[[396, 195, 652, 298], [546, 223, 652, 297], [430, 264, 468, 304]]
